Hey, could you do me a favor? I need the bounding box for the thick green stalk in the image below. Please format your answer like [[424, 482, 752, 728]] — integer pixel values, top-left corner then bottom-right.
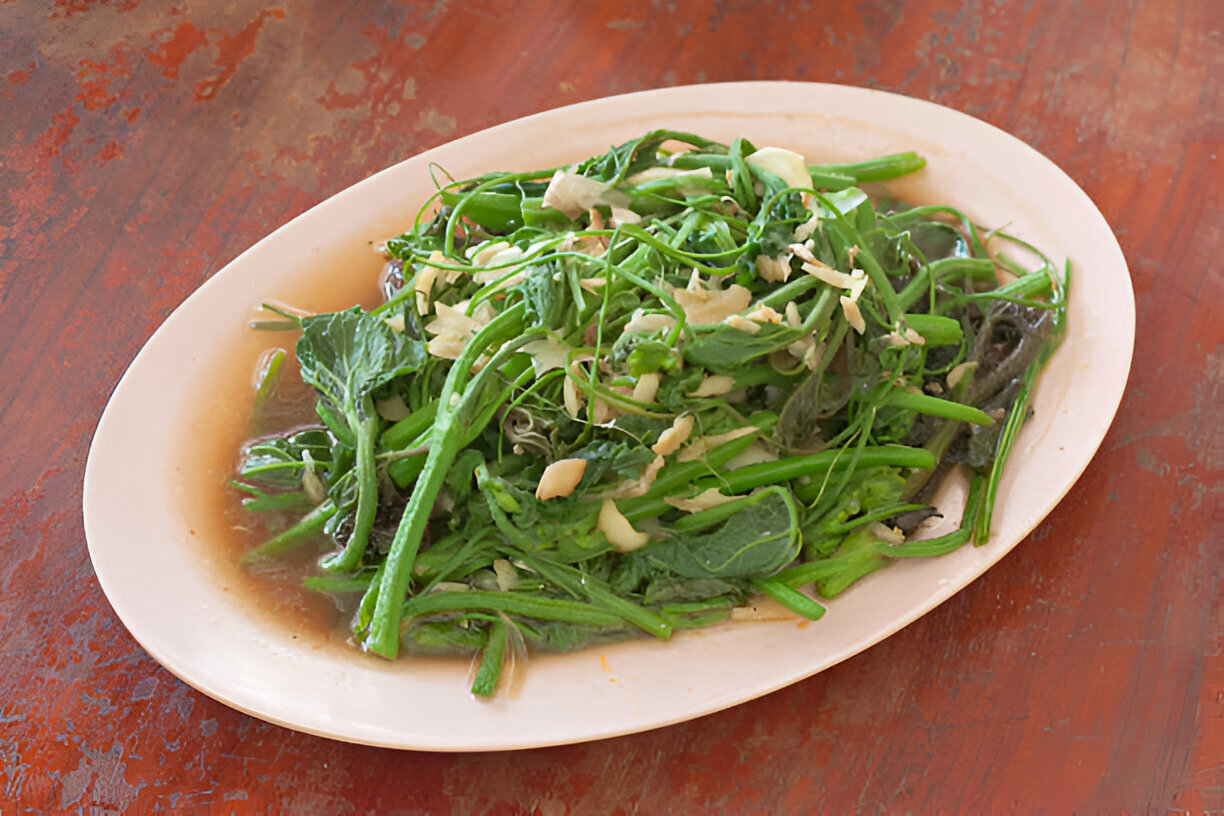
[[402, 590, 625, 627], [706, 445, 935, 494], [239, 501, 337, 567], [882, 390, 994, 426], [810, 152, 926, 182], [321, 407, 380, 572], [887, 473, 984, 557], [976, 357, 1040, 544], [513, 552, 673, 640], [381, 399, 439, 450], [825, 502, 928, 534], [470, 619, 508, 697], [443, 171, 559, 256], [365, 304, 527, 658], [904, 313, 963, 346], [749, 577, 827, 620], [627, 445, 935, 522], [897, 257, 997, 312], [774, 555, 866, 588]]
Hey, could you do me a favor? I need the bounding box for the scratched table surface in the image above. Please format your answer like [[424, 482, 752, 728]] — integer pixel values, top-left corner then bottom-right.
[[2, 0, 1221, 812]]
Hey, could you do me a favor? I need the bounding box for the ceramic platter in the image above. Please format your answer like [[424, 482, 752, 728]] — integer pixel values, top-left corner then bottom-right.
[[84, 82, 1133, 750]]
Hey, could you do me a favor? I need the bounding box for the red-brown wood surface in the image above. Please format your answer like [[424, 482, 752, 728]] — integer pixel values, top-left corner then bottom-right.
[[2, 1, 1221, 812]]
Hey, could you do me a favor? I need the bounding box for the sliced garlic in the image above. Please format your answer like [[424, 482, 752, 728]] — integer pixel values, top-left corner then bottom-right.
[[688, 374, 737, 397], [521, 337, 573, 376], [724, 314, 761, 334], [473, 267, 526, 288], [664, 488, 736, 513], [557, 232, 608, 257], [536, 458, 588, 500], [652, 415, 695, 456], [847, 269, 869, 302], [947, 361, 979, 390], [592, 398, 620, 424], [726, 440, 778, 469], [677, 425, 759, 462], [432, 582, 471, 593], [754, 253, 792, 283], [791, 212, 820, 242], [597, 499, 650, 552], [468, 240, 521, 267], [789, 242, 818, 263], [414, 264, 440, 314], [492, 558, 518, 591], [623, 310, 677, 334], [542, 170, 613, 219], [672, 284, 752, 326], [563, 372, 583, 419], [784, 301, 802, 328], [745, 305, 783, 325], [632, 371, 661, 403], [803, 260, 857, 290], [610, 206, 642, 225], [840, 296, 866, 334], [424, 300, 494, 360], [745, 146, 811, 190]]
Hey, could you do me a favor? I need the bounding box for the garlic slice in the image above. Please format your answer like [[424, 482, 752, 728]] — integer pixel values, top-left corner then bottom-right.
[[536, 458, 588, 500], [745, 146, 811, 190], [597, 500, 650, 552], [840, 296, 866, 334], [652, 415, 695, 456]]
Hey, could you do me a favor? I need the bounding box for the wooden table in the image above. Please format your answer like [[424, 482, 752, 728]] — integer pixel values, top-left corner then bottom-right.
[[3, 1, 1220, 811]]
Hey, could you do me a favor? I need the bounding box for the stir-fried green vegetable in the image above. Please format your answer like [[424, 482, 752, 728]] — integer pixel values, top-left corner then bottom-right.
[[233, 130, 1068, 696]]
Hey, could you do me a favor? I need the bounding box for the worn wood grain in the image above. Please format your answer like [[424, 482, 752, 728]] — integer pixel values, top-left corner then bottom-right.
[[1, 0, 1220, 812]]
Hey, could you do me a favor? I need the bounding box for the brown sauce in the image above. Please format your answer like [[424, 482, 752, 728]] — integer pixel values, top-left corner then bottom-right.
[[175, 242, 386, 656]]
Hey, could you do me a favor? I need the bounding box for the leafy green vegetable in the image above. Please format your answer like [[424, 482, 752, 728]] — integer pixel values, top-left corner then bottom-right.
[[235, 131, 1068, 697], [295, 307, 426, 572], [640, 487, 800, 579]]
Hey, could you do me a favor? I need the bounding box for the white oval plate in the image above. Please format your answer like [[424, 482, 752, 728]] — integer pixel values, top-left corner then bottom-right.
[[84, 82, 1133, 751]]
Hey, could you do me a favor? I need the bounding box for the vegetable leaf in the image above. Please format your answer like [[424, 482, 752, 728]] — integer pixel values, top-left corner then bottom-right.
[[641, 486, 801, 579], [297, 307, 426, 412], [684, 323, 801, 372]]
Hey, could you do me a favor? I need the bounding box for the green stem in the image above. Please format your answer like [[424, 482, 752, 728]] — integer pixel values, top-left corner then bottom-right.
[[810, 152, 926, 182], [707, 445, 935, 494], [897, 257, 997, 311], [627, 445, 935, 522], [513, 552, 673, 640], [470, 619, 508, 697], [239, 502, 337, 567], [749, 577, 827, 620], [321, 407, 380, 572], [886, 473, 984, 557], [976, 357, 1040, 544], [774, 556, 862, 588], [365, 304, 528, 658], [380, 399, 439, 450], [882, 389, 994, 426], [402, 590, 625, 628]]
